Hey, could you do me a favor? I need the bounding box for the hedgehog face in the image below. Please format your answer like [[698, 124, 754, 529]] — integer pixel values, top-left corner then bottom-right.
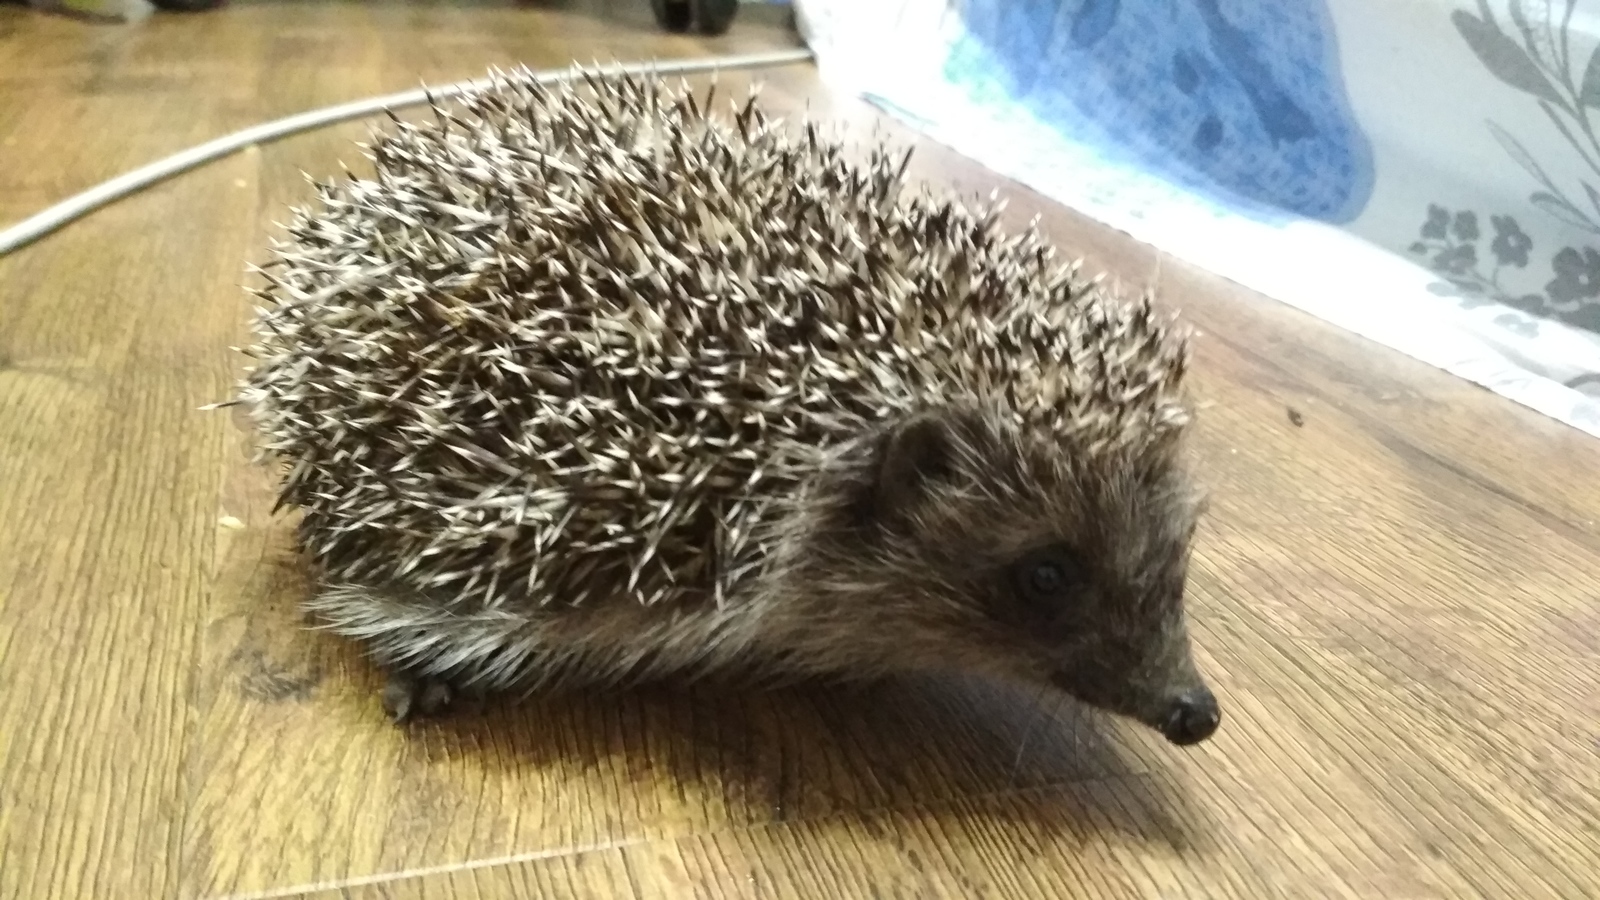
[[820, 404, 1219, 747]]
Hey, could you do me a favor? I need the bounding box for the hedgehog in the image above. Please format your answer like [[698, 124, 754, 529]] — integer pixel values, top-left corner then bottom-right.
[[229, 65, 1223, 748]]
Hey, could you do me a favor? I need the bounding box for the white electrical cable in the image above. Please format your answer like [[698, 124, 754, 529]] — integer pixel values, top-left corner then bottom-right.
[[0, 47, 816, 256]]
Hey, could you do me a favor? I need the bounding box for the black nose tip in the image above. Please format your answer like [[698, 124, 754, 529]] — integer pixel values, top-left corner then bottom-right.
[[1161, 688, 1221, 746]]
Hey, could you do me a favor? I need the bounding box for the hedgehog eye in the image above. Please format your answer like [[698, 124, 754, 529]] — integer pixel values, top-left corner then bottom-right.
[[1027, 562, 1066, 596], [1011, 545, 1083, 607]]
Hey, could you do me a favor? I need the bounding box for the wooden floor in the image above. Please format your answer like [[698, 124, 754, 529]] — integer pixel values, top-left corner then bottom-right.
[[3, 2, 1599, 898]]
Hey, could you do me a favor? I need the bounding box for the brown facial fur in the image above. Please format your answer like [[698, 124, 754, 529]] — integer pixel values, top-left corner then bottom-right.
[[749, 403, 1216, 743]]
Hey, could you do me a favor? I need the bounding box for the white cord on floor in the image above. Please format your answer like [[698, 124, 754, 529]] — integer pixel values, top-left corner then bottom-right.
[[0, 48, 816, 256]]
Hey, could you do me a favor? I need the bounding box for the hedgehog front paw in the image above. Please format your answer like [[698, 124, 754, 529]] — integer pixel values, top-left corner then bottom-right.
[[381, 672, 455, 724]]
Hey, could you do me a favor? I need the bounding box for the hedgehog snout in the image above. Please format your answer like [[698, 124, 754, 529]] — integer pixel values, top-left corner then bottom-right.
[[1159, 686, 1221, 746], [1043, 637, 1220, 747]]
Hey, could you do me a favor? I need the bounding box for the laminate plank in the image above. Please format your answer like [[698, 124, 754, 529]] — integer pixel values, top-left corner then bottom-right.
[[2, 4, 1596, 900]]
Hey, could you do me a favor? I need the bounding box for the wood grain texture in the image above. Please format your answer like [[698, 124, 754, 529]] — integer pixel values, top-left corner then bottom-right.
[[2, 3, 1597, 899]]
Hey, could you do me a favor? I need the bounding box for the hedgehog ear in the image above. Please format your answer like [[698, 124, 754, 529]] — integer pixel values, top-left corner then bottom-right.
[[873, 411, 958, 523], [1129, 418, 1191, 500], [1138, 409, 1188, 476]]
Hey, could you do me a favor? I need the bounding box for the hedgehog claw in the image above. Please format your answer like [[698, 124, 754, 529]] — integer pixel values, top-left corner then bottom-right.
[[381, 673, 455, 723]]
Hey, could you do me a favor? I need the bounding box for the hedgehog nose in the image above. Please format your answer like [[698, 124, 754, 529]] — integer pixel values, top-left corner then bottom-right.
[[1161, 687, 1221, 746]]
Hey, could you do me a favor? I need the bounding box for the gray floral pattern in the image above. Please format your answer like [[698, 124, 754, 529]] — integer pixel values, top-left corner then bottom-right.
[[1454, 0, 1600, 235], [1413, 0, 1600, 351], [1408, 204, 1600, 333]]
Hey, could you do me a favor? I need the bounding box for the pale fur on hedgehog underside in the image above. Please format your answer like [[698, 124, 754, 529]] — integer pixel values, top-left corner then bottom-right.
[[231, 65, 1223, 747]]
